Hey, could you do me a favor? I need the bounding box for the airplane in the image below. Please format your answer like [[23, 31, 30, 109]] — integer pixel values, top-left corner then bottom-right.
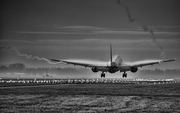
[[51, 45, 176, 78]]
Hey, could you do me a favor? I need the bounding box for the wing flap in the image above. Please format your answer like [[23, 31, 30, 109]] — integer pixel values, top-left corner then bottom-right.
[[51, 59, 107, 67], [163, 58, 176, 62], [123, 58, 176, 67]]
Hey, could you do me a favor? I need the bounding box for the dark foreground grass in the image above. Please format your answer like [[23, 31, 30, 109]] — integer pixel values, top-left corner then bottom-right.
[[0, 83, 180, 113]]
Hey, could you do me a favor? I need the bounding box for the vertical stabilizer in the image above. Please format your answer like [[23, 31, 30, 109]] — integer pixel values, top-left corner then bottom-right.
[[110, 44, 112, 64]]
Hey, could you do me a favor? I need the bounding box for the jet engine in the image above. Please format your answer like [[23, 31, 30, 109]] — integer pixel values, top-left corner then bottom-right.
[[131, 67, 138, 73], [91, 67, 98, 73], [91, 66, 108, 73]]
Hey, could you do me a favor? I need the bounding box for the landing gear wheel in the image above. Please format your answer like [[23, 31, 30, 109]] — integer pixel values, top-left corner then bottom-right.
[[101, 72, 105, 78], [122, 72, 127, 78]]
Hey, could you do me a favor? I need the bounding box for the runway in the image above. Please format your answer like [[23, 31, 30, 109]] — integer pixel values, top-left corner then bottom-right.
[[1, 81, 180, 112]]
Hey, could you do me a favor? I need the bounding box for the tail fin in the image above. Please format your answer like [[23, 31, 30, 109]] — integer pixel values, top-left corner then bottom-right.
[[110, 44, 112, 64]]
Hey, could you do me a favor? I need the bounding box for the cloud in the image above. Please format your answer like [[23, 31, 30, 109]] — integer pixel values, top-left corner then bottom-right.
[[15, 30, 180, 36], [136, 26, 180, 32], [150, 26, 180, 29], [14, 25, 180, 36], [56, 25, 106, 30], [153, 32, 180, 35], [93, 30, 147, 35], [0, 39, 35, 43], [15, 31, 93, 35]]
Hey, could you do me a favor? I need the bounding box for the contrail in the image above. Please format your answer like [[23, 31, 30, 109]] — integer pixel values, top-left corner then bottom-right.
[[0, 45, 60, 64], [116, 0, 165, 59]]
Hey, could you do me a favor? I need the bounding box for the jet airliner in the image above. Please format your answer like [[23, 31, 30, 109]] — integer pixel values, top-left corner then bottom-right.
[[51, 45, 176, 78]]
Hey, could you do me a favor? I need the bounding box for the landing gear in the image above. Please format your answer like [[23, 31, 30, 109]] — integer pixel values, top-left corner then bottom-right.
[[122, 72, 127, 78], [101, 72, 105, 78]]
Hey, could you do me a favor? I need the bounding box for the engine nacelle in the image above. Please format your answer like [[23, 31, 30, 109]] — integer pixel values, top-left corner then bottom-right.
[[91, 66, 109, 73], [91, 67, 98, 73], [131, 67, 138, 73]]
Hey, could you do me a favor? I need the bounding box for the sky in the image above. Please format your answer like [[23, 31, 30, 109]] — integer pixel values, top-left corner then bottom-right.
[[0, 0, 180, 78]]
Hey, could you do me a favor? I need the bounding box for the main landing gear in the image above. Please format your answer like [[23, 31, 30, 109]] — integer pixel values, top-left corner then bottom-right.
[[101, 72, 105, 78], [122, 72, 127, 78]]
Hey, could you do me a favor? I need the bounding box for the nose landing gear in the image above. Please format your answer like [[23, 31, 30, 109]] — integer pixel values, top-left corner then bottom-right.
[[122, 72, 127, 78], [101, 72, 105, 78]]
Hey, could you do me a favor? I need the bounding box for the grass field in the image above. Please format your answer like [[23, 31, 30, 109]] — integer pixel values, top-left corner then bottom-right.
[[1, 83, 180, 113]]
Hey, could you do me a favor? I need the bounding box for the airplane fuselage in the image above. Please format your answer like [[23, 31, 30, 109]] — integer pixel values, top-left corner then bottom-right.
[[91, 55, 138, 74], [92, 55, 126, 73]]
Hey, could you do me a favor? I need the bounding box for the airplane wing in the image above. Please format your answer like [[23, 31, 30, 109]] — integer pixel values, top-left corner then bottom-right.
[[51, 59, 108, 67], [123, 58, 176, 67]]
